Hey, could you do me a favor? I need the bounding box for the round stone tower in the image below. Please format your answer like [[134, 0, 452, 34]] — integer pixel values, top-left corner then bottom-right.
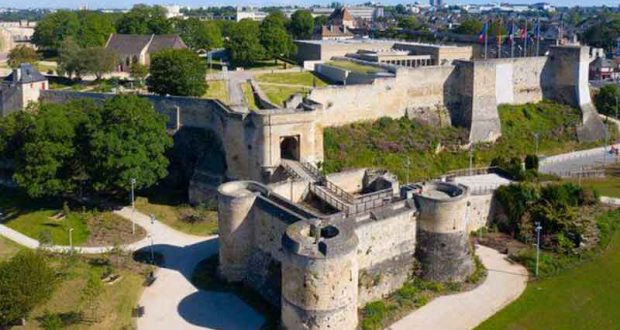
[[281, 219, 359, 330], [217, 181, 266, 282], [412, 181, 474, 282]]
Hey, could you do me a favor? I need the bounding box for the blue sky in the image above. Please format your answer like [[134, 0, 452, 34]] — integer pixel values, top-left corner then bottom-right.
[[2, 0, 618, 10]]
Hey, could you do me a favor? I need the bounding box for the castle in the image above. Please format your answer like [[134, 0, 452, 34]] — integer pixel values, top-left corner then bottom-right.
[[0, 43, 606, 329]]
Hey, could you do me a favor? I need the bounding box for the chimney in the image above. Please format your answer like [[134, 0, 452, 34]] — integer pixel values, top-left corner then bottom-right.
[[13, 68, 21, 83]]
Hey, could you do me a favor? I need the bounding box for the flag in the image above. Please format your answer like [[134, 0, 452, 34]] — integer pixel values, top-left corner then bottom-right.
[[478, 22, 488, 43], [508, 22, 515, 44], [519, 25, 527, 39]]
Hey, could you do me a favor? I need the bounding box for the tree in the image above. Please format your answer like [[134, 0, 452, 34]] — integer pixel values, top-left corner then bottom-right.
[[583, 16, 620, 51], [314, 15, 329, 27], [173, 18, 223, 50], [57, 37, 85, 78], [116, 4, 173, 35], [130, 63, 149, 86], [147, 48, 207, 96], [32, 10, 80, 49], [226, 19, 265, 65], [454, 18, 483, 35], [77, 10, 116, 48], [290, 9, 314, 39], [260, 12, 296, 60], [7, 45, 39, 68], [0, 251, 55, 326], [88, 95, 172, 192], [595, 85, 620, 117], [32, 10, 114, 50], [398, 16, 422, 31], [13, 103, 82, 198], [80, 47, 116, 80]]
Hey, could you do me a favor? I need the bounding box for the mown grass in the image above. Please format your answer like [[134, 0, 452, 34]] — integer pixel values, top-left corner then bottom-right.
[[134, 193, 218, 236], [14, 251, 149, 330], [0, 236, 22, 261], [241, 82, 258, 111], [325, 60, 386, 74], [255, 71, 329, 87], [477, 209, 620, 329], [569, 163, 620, 198], [259, 84, 310, 106], [203, 80, 229, 103], [324, 101, 614, 182]]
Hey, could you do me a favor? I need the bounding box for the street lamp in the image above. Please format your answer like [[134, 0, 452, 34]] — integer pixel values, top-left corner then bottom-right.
[[131, 178, 136, 235], [535, 222, 542, 277], [533, 132, 539, 156], [468, 144, 474, 176], [404, 157, 411, 184], [69, 228, 74, 252], [149, 214, 156, 263]]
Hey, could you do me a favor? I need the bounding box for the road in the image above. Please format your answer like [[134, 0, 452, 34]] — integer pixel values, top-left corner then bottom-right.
[[389, 245, 528, 330]]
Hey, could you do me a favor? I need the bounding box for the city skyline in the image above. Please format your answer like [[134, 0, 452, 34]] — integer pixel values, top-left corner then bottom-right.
[[1, 0, 618, 10]]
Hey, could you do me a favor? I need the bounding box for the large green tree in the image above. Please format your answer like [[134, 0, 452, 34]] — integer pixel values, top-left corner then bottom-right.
[[0, 251, 55, 326], [583, 15, 620, 50], [173, 17, 223, 50], [594, 85, 620, 117], [260, 12, 296, 59], [13, 103, 81, 198], [226, 19, 265, 64], [80, 47, 117, 80], [290, 9, 314, 39], [147, 48, 207, 96], [88, 96, 172, 192], [453, 18, 483, 35], [7, 45, 39, 68], [32, 10, 115, 50], [116, 5, 173, 35]]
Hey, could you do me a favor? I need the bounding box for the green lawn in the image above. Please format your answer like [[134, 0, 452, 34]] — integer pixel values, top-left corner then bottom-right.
[[325, 60, 386, 74], [324, 101, 614, 182], [569, 163, 620, 198], [255, 71, 329, 87], [13, 252, 148, 330], [0, 236, 22, 261], [204, 80, 229, 103], [135, 195, 218, 236], [241, 82, 258, 110], [477, 211, 620, 329], [259, 84, 310, 107]]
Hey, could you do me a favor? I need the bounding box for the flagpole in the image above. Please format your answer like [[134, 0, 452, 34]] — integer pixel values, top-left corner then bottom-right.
[[497, 19, 502, 59], [511, 20, 515, 58], [536, 17, 541, 56], [523, 20, 528, 57], [484, 21, 488, 60]]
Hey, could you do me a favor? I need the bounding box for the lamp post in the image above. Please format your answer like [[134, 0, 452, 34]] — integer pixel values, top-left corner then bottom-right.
[[533, 132, 539, 155], [535, 222, 542, 277], [469, 144, 474, 176], [150, 214, 156, 264], [404, 157, 411, 184], [131, 178, 136, 235], [69, 228, 74, 252]]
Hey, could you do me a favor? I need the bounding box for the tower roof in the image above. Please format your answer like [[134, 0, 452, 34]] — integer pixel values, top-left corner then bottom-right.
[[3, 63, 46, 84]]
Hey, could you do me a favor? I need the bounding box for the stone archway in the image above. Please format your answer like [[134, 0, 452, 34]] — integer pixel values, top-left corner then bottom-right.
[[280, 135, 300, 161]]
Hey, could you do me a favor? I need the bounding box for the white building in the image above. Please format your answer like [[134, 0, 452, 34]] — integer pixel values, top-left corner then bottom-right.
[[235, 6, 268, 22]]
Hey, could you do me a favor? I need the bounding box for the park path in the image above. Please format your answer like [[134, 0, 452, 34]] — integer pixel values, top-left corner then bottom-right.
[[389, 245, 528, 330]]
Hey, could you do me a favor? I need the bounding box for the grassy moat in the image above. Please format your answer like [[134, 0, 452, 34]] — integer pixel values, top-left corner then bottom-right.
[[324, 101, 616, 182]]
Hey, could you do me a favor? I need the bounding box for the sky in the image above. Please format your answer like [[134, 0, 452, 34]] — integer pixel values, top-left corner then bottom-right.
[[1, 0, 618, 10]]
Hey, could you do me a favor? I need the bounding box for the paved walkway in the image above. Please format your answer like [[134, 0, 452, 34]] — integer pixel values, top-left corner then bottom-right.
[[390, 245, 528, 330]]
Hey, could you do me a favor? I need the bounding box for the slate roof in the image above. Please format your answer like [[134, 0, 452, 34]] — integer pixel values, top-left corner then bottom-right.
[[316, 25, 354, 38], [105, 34, 188, 56], [328, 7, 353, 22], [3, 63, 46, 83]]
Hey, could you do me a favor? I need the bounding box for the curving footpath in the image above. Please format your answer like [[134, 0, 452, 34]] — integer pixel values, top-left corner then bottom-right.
[[389, 245, 528, 330]]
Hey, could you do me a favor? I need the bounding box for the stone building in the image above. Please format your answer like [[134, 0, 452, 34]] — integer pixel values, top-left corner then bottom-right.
[[0, 63, 47, 117], [104, 33, 187, 72], [216, 167, 479, 329]]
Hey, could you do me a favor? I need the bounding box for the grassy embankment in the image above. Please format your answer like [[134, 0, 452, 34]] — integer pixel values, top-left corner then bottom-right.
[[0, 189, 145, 246], [477, 209, 620, 329], [134, 190, 218, 236], [203, 80, 229, 103], [256, 71, 329, 107], [324, 101, 616, 182], [325, 60, 386, 74]]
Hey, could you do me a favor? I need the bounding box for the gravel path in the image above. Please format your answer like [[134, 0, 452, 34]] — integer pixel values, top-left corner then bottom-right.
[[389, 245, 528, 330]]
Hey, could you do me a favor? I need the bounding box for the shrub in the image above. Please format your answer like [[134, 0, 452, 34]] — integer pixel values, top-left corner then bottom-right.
[[524, 154, 539, 170], [0, 251, 56, 326], [39, 311, 63, 330]]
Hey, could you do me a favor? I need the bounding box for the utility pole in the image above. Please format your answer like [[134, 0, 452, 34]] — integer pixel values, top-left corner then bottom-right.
[[535, 222, 542, 277], [69, 228, 74, 253], [131, 178, 136, 235], [469, 144, 474, 176]]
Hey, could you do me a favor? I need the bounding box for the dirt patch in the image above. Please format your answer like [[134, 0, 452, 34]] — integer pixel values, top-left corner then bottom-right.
[[85, 213, 146, 247], [476, 232, 528, 255]]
